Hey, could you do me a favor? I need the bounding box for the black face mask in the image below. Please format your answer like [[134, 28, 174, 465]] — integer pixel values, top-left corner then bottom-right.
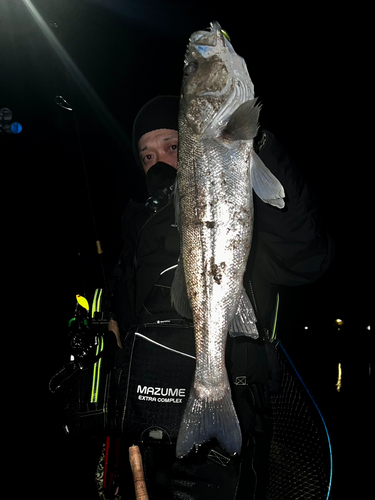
[[145, 162, 177, 213]]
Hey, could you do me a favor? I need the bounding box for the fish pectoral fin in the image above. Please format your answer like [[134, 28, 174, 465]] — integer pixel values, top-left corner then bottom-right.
[[229, 289, 259, 339], [250, 150, 285, 208], [171, 257, 193, 319], [222, 98, 261, 141], [176, 384, 242, 458]]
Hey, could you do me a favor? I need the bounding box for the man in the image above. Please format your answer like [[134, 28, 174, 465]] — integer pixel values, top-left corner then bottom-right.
[[108, 95, 333, 499]]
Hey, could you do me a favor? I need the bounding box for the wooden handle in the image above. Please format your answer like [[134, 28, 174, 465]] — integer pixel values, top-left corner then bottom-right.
[[129, 445, 149, 500]]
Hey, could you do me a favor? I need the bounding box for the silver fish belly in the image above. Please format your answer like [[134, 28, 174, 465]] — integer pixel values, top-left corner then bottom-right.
[[172, 21, 285, 458]]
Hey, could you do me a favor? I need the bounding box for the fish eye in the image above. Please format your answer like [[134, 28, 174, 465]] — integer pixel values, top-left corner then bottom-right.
[[184, 61, 198, 76]]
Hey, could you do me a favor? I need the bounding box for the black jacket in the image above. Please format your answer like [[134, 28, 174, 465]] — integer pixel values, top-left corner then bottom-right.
[[109, 131, 334, 499]]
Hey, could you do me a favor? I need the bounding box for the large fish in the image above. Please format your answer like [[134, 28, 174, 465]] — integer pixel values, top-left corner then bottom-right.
[[171, 21, 285, 458]]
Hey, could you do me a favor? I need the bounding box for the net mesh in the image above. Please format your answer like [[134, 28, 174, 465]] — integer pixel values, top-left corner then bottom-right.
[[267, 343, 332, 500]]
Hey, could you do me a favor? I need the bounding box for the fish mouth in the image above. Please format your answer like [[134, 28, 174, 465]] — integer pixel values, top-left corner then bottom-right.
[[189, 21, 225, 49], [181, 20, 254, 131], [184, 21, 229, 74]]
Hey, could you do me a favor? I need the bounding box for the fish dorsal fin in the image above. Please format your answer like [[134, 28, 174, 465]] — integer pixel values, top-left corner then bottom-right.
[[222, 98, 261, 141]]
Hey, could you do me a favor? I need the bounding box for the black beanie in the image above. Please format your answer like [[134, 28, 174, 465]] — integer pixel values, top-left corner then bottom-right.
[[132, 95, 179, 171]]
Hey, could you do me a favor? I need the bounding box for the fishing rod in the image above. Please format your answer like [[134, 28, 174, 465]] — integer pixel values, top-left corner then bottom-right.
[[55, 89, 150, 500], [54, 93, 111, 311], [25, 8, 113, 315]]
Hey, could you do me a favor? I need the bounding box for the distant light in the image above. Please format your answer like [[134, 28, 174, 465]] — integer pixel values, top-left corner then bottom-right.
[[11, 122, 22, 134], [336, 363, 342, 392], [367, 325, 371, 331], [335, 319, 344, 326], [304, 326, 309, 330], [0, 108, 22, 135]]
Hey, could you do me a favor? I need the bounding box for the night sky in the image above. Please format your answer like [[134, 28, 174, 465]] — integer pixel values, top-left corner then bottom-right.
[[2, 1, 371, 497]]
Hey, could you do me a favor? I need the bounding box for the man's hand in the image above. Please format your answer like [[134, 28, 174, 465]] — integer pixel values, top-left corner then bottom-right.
[[108, 319, 122, 349]]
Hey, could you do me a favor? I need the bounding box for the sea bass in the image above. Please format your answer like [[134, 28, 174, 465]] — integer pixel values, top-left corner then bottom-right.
[[171, 21, 285, 458]]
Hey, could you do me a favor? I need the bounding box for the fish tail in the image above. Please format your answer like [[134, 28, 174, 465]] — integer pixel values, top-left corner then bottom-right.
[[176, 384, 242, 458]]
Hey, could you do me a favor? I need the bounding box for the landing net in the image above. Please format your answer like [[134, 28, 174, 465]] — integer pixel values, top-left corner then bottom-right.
[[267, 343, 333, 499]]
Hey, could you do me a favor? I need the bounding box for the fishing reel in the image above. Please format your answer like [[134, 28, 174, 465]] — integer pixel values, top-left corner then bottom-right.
[[68, 294, 96, 365], [68, 289, 115, 367]]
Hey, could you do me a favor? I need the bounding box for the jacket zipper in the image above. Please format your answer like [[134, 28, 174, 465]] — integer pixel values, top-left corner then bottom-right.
[[133, 198, 174, 270], [248, 279, 259, 319]]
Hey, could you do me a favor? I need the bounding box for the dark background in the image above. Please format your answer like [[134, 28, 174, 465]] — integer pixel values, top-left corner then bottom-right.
[[1, 0, 371, 498]]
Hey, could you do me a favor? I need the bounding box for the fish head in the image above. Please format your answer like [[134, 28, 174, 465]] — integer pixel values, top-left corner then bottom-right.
[[181, 21, 254, 135]]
